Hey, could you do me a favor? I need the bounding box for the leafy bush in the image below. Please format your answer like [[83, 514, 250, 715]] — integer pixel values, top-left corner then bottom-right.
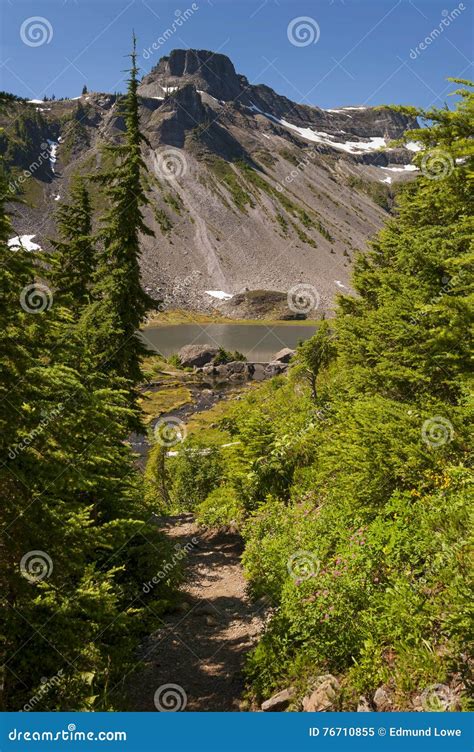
[[168, 443, 223, 511], [196, 485, 242, 527]]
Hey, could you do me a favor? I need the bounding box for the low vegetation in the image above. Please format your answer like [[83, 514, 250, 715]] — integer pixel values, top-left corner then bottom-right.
[[146, 81, 473, 710]]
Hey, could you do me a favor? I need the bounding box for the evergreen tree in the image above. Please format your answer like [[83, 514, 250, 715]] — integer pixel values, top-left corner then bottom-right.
[[293, 320, 337, 400], [50, 177, 94, 311], [0, 52, 176, 712], [81, 34, 154, 393]]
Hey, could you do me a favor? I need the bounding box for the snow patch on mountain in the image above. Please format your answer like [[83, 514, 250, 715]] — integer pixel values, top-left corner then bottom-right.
[[8, 234, 42, 251], [205, 290, 233, 300]]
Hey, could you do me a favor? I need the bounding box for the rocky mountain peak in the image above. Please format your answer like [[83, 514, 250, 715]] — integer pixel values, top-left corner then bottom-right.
[[140, 49, 242, 101]]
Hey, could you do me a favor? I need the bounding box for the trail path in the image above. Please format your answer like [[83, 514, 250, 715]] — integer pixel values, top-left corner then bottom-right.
[[128, 514, 267, 711]]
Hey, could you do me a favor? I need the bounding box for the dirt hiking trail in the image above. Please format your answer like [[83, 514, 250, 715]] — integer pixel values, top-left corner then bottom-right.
[[128, 514, 268, 711]]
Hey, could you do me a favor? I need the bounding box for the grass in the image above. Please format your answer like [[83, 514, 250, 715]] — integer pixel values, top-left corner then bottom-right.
[[139, 384, 192, 424], [144, 309, 320, 329], [206, 157, 255, 213]]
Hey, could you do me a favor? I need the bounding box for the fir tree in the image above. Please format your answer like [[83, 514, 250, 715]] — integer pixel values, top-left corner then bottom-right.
[[0, 60, 176, 712], [81, 34, 154, 393], [50, 177, 94, 311]]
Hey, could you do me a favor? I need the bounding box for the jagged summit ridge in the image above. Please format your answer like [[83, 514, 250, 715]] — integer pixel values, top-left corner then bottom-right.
[[139, 49, 416, 143], [2, 48, 420, 313], [140, 49, 244, 101]]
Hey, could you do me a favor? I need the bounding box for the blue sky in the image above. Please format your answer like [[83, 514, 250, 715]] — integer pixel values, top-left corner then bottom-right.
[[0, 0, 472, 108]]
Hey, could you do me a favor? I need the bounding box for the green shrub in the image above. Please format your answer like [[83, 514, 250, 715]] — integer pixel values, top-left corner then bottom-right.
[[214, 347, 247, 364], [169, 443, 223, 510], [196, 485, 242, 527]]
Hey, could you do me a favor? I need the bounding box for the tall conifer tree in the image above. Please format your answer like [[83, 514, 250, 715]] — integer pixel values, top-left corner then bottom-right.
[[50, 178, 94, 311], [82, 34, 154, 392]]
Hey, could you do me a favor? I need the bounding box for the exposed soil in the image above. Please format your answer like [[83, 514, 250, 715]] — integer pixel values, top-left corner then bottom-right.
[[127, 514, 269, 711]]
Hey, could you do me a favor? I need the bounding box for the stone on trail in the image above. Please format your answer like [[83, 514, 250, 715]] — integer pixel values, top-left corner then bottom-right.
[[302, 675, 340, 712], [261, 687, 295, 712], [373, 686, 392, 711], [357, 695, 372, 712]]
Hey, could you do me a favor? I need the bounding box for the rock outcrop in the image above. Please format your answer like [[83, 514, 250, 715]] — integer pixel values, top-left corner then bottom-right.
[[261, 688, 295, 712], [2, 49, 420, 315], [272, 348, 296, 363], [177, 344, 219, 367], [302, 675, 340, 712]]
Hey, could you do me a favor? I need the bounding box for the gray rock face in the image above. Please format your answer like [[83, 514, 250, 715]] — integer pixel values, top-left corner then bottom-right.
[[146, 49, 242, 101], [197, 359, 288, 381], [272, 348, 296, 363], [7, 49, 419, 317], [264, 362, 288, 377], [178, 344, 218, 367], [261, 688, 295, 712]]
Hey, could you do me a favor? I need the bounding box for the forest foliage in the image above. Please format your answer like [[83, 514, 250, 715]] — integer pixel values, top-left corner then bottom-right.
[[0, 40, 180, 712], [153, 81, 473, 709]]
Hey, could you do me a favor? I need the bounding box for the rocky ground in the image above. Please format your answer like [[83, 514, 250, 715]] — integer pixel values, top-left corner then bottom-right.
[[2, 49, 419, 314], [127, 514, 269, 712]]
